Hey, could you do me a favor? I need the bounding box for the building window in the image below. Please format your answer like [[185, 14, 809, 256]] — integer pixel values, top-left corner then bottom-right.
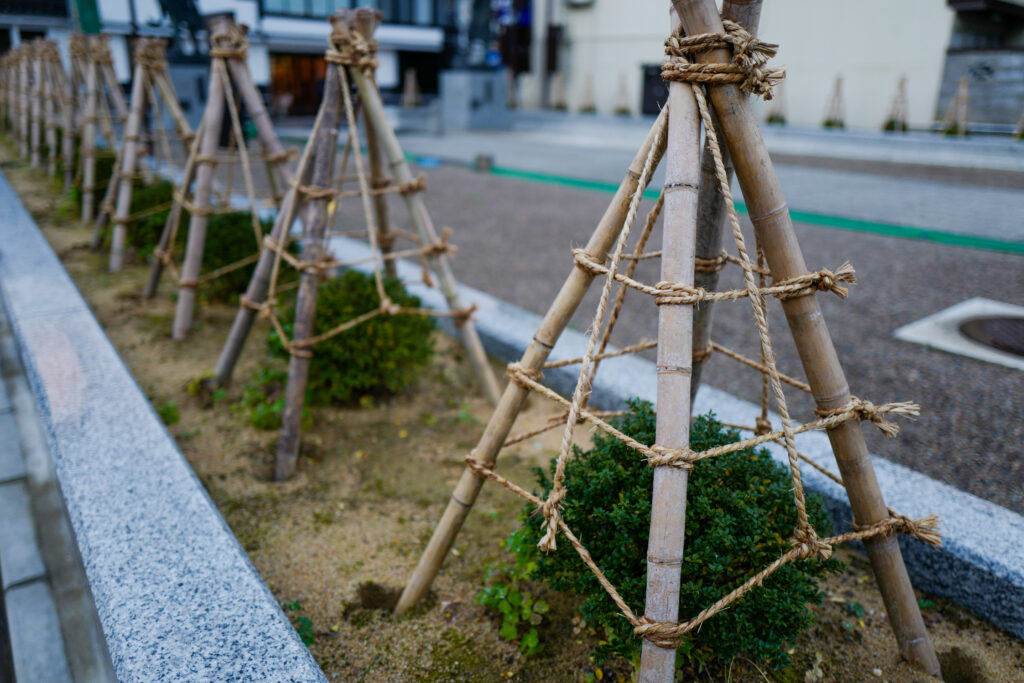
[[261, 0, 450, 26], [0, 0, 68, 17]]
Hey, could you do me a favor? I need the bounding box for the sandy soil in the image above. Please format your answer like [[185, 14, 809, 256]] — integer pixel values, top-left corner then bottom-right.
[[3, 147, 1022, 682]]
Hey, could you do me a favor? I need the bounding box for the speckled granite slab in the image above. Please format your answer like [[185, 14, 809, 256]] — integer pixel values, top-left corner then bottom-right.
[[0, 170, 326, 682]]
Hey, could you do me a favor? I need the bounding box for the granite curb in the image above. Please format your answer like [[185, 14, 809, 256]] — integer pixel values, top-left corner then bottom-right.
[[0, 170, 327, 682], [329, 234, 1024, 640]]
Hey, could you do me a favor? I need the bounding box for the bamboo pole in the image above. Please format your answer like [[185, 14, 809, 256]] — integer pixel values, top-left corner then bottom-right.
[[19, 51, 29, 158], [80, 52, 99, 223], [672, 0, 941, 675], [62, 42, 78, 191], [690, 0, 762, 401], [274, 19, 348, 482], [362, 86, 397, 278], [44, 45, 60, 178], [108, 54, 149, 272], [171, 38, 227, 340], [395, 108, 668, 614], [638, 9, 701, 680], [143, 130, 202, 298], [344, 20, 502, 406], [30, 42, 43, 169]]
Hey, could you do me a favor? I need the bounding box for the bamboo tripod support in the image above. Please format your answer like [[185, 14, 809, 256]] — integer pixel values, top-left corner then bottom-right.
[[674, 0, 939, 674], [823, 74, 844, 128], [942, 76, 969, 136], [93, 38, 195, 270], [212, 10, 500, 482], [399, 2, 941, 677], [154, 13, 295, 339], [18, 50, 28, 159], [79, 35, 124, 224], [885, 75, 908, 132]]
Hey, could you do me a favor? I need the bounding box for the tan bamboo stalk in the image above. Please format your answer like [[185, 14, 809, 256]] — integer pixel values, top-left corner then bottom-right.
[[638, 9, 701, 680], [30, 42, 43, 169], [2, 56, 11, 132], [80, 53, 100, 223], [19, 51, 29, 158], [690, 0, 762, 401], [43, 45, 60, 178], [143, 129, 202, 298], [150, 66, 193, 148], [108, 54, 149, 272], [171, 52, 226, 340], [98, 42, 128, 125], [395, 107, 668, 613], [344, 26, 502, 405], [274, 29, 347, 482], [672, 0, 941, 675], [62, 45, 78, 191], [362, 88, 396, 277]]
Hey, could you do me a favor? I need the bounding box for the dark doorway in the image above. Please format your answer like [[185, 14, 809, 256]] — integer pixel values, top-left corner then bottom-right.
[[269, 53, 326, 117]]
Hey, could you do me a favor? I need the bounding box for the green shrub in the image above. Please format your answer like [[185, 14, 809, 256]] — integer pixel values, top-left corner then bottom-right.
[[514, 400, 842, 673], [268, 269, 434, 406]]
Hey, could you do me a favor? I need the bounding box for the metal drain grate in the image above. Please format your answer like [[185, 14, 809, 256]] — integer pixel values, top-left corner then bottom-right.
[[959, 317, 1024, 358]]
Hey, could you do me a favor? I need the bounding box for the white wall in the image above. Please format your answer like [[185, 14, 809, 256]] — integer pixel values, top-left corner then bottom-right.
[[535, 0, 954, 130]]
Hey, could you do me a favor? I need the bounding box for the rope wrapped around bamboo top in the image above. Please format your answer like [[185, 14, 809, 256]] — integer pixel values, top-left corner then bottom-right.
[[134, 38, 168, 70], [208, 24, 249, 60], [325, 24, 379, 73], [662, 19, 785, 100]]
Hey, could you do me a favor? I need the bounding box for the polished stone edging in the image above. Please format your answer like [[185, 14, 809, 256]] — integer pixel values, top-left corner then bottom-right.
[[0, 171, 327, 682], [328, 235, 1024, 641]]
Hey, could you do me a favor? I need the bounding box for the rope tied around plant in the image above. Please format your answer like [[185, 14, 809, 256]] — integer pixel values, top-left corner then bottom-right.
[[662, 20, 785, 100]]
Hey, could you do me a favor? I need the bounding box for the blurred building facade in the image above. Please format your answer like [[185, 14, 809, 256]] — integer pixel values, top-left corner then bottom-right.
[[0, 0, 458, 120], [512, 0, 1024, 130]]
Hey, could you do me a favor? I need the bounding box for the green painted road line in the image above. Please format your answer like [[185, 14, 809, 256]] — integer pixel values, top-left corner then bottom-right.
[[487, 165, 1024, 255]]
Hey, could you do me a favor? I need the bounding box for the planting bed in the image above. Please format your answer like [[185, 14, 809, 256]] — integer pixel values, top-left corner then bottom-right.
[[3, 147, 1022, 682]]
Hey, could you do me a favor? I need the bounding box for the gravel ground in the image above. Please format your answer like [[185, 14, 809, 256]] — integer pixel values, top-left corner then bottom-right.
[[335, 162, 1024, 514]]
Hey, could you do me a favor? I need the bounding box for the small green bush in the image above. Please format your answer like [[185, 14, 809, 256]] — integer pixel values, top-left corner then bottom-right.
[[268, 269, 434, 406], [477, 527, 550, 657], [514, 400, 842, 673]]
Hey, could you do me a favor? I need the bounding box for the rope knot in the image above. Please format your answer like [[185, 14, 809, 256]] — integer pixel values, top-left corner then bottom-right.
[[507, 362, 543, 385], [647, 444, 695, 470], [633, 617, 684, 649], [793, 528, 833, 561], [327, 29, 379, 73], [754, 416, 773, 436]]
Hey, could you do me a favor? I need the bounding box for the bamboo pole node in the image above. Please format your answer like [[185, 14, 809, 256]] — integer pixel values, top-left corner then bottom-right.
[[662, 20, 785, 99]]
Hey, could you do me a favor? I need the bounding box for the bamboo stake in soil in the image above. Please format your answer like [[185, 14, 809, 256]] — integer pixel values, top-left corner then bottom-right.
[[344, 36, 502, 406], [395, 108, 668, 614], [673, 0, 941, 675], [362, 85, 396, 278], [274, 25, 346, 481], [107, 53, 149, 272], [30, 42, 43, 169], [690, 0, 762, 401], [638, 9, 701, 680], [18, 52, 29, 159], [43, 45, 60, 178], [171, 28, 227, 340], [80, 50, 99, 223]]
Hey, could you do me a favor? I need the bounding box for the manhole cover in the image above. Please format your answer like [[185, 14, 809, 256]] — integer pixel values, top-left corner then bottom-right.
[[958, 316, 1024, 357]]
